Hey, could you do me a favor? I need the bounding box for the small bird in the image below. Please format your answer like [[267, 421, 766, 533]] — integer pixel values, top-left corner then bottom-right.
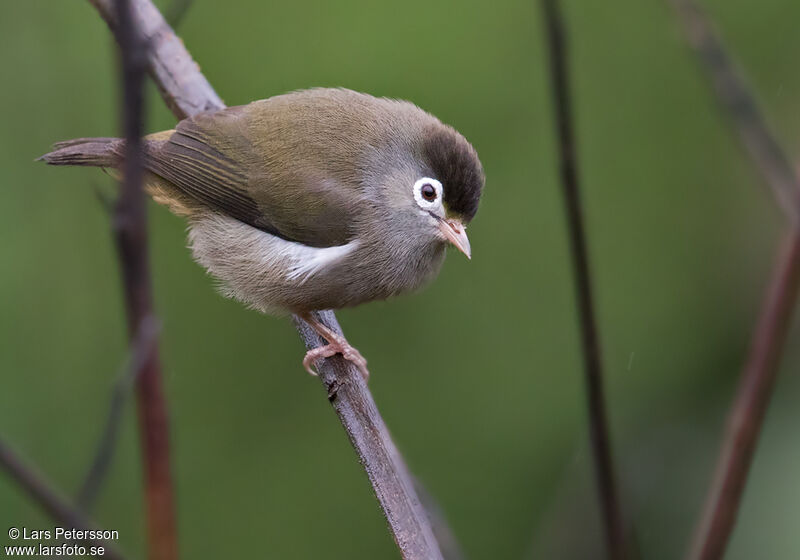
[[41, 88, 484, 379]]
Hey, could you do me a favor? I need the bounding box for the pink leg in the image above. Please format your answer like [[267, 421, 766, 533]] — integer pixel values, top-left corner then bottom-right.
[[299, 313, 369, 381]]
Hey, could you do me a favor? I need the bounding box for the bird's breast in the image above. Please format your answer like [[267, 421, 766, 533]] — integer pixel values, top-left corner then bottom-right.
[[187, 211, 446, 314]]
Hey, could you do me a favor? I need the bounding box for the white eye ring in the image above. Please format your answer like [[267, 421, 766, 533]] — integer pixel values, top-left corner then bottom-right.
[[413, 177, 443, 209]]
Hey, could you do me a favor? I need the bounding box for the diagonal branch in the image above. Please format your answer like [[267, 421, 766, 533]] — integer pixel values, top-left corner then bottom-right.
[[0, 438, 127, 560], [110, 1, 177, 559], [293, 313, 445, 558], [78, 315, 160, 510], [87, 1, 446, 558], [540, 1, 630, 559], [89, 0, 224, 120], [688, 228, 800, 560], [413, 476, 466, 560], [163, 0, 194, 29], [667, 1, 800, 559], [667, 0, 800, 224]]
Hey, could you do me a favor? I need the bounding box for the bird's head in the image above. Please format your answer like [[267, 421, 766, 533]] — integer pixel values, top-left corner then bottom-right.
[[374, 123, 484, 259]]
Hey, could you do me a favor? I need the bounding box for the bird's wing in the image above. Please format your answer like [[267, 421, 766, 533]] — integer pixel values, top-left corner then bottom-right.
[[144, 101, 360, 248]]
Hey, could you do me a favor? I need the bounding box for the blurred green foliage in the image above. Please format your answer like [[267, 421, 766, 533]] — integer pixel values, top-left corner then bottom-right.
[[1, 1, 799, 558]]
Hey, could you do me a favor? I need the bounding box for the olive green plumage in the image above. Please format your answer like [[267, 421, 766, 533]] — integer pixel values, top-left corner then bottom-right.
[[41, 88, 484, 375]]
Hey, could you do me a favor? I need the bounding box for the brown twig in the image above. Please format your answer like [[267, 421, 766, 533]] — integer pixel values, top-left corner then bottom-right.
[[0, 438, 126, 560], [163, 0, 194, 29], [413, 476, 465, 560], [293, 313, 445, 559], [111, 1, 178, 560], [78, 315, 160, 510], [666, 1, 800, 559], [667, 0, 800, 224], [87, 1, 446, 558], [89, 0, 224, 120], [540, 1, 629, 559], [689, 230, 800, 560]]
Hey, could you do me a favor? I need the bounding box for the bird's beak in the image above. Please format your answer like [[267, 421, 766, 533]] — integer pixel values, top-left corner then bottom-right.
[[439, 219, 471, 259]]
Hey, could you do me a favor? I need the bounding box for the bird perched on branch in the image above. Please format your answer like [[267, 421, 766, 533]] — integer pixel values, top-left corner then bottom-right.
[[40, 88, 484, 380]]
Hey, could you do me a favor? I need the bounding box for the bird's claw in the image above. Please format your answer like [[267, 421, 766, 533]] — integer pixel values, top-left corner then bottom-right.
[[302, 342, 369, 381]]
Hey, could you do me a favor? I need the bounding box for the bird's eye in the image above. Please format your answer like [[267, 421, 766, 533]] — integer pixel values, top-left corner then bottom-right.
[[413, 177, 443, 209]]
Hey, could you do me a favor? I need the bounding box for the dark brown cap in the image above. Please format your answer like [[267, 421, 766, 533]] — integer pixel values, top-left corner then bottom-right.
[[422, 125, 485, 222]]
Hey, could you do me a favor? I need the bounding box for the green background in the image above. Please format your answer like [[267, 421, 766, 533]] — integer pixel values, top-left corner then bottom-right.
[[1, 1, 799, 558]]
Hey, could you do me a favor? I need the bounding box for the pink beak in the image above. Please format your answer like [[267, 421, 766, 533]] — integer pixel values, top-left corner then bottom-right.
[[438, 219, 472, 259]]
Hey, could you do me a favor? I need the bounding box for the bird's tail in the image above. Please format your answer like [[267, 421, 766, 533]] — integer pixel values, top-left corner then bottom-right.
[[39, 133, 200, 217], [38, 137, 122, 168]]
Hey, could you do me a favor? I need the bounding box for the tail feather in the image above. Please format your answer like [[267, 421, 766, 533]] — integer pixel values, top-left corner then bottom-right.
[[39, 134, 201, 218], [38, 137, 121, 168]]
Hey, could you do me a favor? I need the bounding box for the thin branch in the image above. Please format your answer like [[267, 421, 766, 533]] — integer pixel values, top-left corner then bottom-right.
[[540, 1, 629, 559], [666, 0, 800, 224], [89, 0, 224, 120], [112, 1, 178, 560], [294, 311, 442, 560], [0, 438, 126, 560], [293, 313, 444, 559], [78, 315, 160, 510], [163, 0, 193, 29], [88, 1, 446, 558], [689, 230, 800, 560], [666, 1, 800, 559], [413, 476, 465, 560]]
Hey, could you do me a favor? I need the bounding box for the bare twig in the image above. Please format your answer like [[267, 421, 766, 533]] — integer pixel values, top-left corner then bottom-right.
[[666, 1, 800, 559], [88, 1, 446, 558], [111, 1, 177, 560], [163, 0, 193, 29], [689, 230, 800, 560], [78, 316, 160, 510], [89, 0, 224, 120], [293, 313, 444, 559], [413, 477, 465, 560], [667, 0, 800, 224], [0, 438, 126, 560], [540, 1, 628, 559]]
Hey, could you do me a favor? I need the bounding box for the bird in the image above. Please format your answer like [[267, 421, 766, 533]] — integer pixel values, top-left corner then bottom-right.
[[40, 88, 485, 380]]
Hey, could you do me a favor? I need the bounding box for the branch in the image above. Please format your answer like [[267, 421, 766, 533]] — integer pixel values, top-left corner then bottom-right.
[[111, 1, 177, 560], [666, 2, 800, 558], [689, 230, 800, 560], [0, 438, 126, 560], [89, 0, 224, 120], [78, 315, 160, 510], [292, 313, 443, 558], [88, 1, 446, 558], [163, 0, 193, 29], [666, 0, 800, 224], [413, 476, 465, 560], [540, 1, 629, 559]]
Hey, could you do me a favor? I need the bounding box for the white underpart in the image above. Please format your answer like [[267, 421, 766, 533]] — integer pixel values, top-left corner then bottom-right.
[[188, 213, 360, 300], [284, 238, 360, 284]]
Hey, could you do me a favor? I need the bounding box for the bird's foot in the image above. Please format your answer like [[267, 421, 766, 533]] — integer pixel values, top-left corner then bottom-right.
[[299, 313, 370, 381], [302, 341, 369, 381]]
